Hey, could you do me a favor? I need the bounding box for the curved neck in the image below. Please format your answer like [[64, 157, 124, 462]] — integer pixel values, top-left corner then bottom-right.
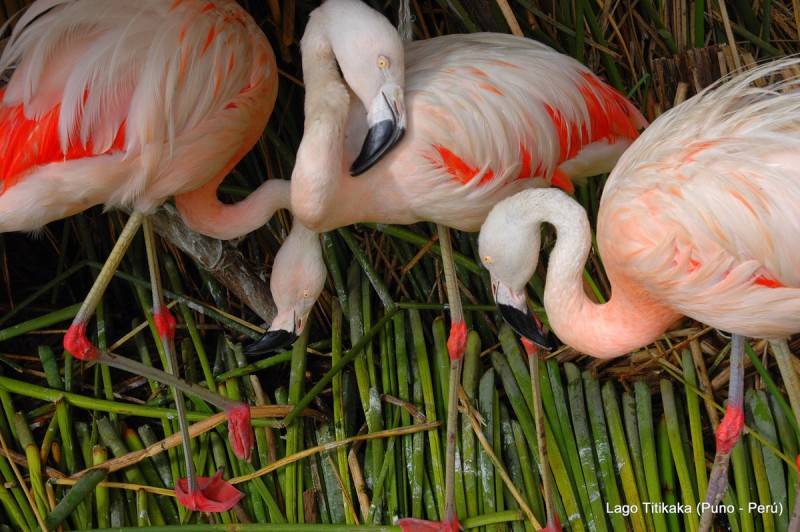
[[292, 10, 408, 232], [532, 190, 678, 358], [289, 28, 354, 231], [175, 178, 290, 240]]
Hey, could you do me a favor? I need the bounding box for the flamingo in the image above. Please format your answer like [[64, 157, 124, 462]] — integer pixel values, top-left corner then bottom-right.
[[244, 0, 647, 529], [478, 58, 800, 531], [0, 0, 306, 511]]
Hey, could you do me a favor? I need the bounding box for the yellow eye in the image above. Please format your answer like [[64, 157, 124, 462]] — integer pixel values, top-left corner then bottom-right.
[[482, 255, 493, 265], [302, 290, 311, 298], [377, 55, 389, 69]]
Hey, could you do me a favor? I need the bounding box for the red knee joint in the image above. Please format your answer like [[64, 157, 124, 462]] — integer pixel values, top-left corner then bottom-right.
[[446, 321, 468, 361], [716, 404, 745, 454], [153, 308, 177, 341], [63, 322, 101, 360]]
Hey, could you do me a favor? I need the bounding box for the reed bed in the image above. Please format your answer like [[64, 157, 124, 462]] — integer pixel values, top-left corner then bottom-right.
[[0, 0, 798, 529]]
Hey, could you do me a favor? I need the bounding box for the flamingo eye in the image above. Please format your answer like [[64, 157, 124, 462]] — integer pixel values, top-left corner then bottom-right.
[[301, 290, 311, 298], [482, 255, 492, 265], [377, 55, 389, 69]]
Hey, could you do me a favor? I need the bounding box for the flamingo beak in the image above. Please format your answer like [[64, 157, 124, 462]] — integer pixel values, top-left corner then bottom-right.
[[243, 310, 300, 357], [350, 83, 406, 175], [492, 280, 556, 351], [243, 328, 297, 356]]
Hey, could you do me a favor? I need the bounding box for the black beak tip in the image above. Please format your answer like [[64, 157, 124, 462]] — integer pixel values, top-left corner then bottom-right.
[[496, 302, 557, 351], [243, 329, 298, 357], [350, 120, 405, 176]]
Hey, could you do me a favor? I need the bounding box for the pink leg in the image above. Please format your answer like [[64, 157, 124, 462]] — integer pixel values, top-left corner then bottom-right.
[[63, 213, 250, 511], [145, 221, 230, 511], [440, 228, 465, 530], [65, 319, 252, 460], [398, 226, 464, 530], [396, 321, 466, 532], [700, 334, 745, 530], [521, 338, 561, 532], [152, 302, 245, 511]]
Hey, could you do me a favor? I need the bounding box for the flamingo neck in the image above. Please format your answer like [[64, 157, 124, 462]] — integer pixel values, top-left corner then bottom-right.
[[535, 191, 679, 358], [175, 178, 290, 240], [291, 17, 407, 232], [290, 30, 354, 231]]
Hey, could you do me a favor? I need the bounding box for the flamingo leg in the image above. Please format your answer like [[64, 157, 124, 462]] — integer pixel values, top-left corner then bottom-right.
[[522, 339, 560, 532], [142, 218, 198, 492], [439, 225, 466, 530], [62, 211, 254, 468], [700, 334, 745, 531], [398, 224, 464, 532], [68, 211, 146, 328], [770, 339, 800, 531], [141, 219, 244, 511]]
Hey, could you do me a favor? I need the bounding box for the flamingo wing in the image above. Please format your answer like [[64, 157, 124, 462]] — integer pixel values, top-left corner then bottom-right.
[[404, 33, 646, 189], [0, 0, 273, 230], [379, 33, 645, 230], [599, 81, 800, 338]]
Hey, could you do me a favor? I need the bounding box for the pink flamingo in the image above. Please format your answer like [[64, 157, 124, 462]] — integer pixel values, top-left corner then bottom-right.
[[0, 0, 302, 511], [243, 0, 647, 529], [478, 58, 800, 531]]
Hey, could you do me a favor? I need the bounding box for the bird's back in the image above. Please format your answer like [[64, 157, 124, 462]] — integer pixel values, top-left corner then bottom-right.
[[393, 33, 647, 230], [0, 0, 275, 231], [599, 59, 800, 338]]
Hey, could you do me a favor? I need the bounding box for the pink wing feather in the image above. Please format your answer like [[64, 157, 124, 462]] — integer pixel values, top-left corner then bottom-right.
[[0, 0, 274, 231], [404, 34, 646, 187], [599, 66, 800, 338], [0, 91, 126, 190]]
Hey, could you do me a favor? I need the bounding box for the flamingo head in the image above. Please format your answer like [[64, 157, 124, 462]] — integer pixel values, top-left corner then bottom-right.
[[304, 0, 406, 175], [244, 223, 327, 356], [478, 197, 555, 351], [490, 277, 555, 351], [339, 5, 406, 175]]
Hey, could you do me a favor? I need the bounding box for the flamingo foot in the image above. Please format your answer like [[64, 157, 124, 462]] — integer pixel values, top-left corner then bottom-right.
[[447, 321, 468, 361], [227, 403, 254, 461], [64, 321, 102, 360], [175, 468, 244, 512], [397, 517, 462, 532]]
